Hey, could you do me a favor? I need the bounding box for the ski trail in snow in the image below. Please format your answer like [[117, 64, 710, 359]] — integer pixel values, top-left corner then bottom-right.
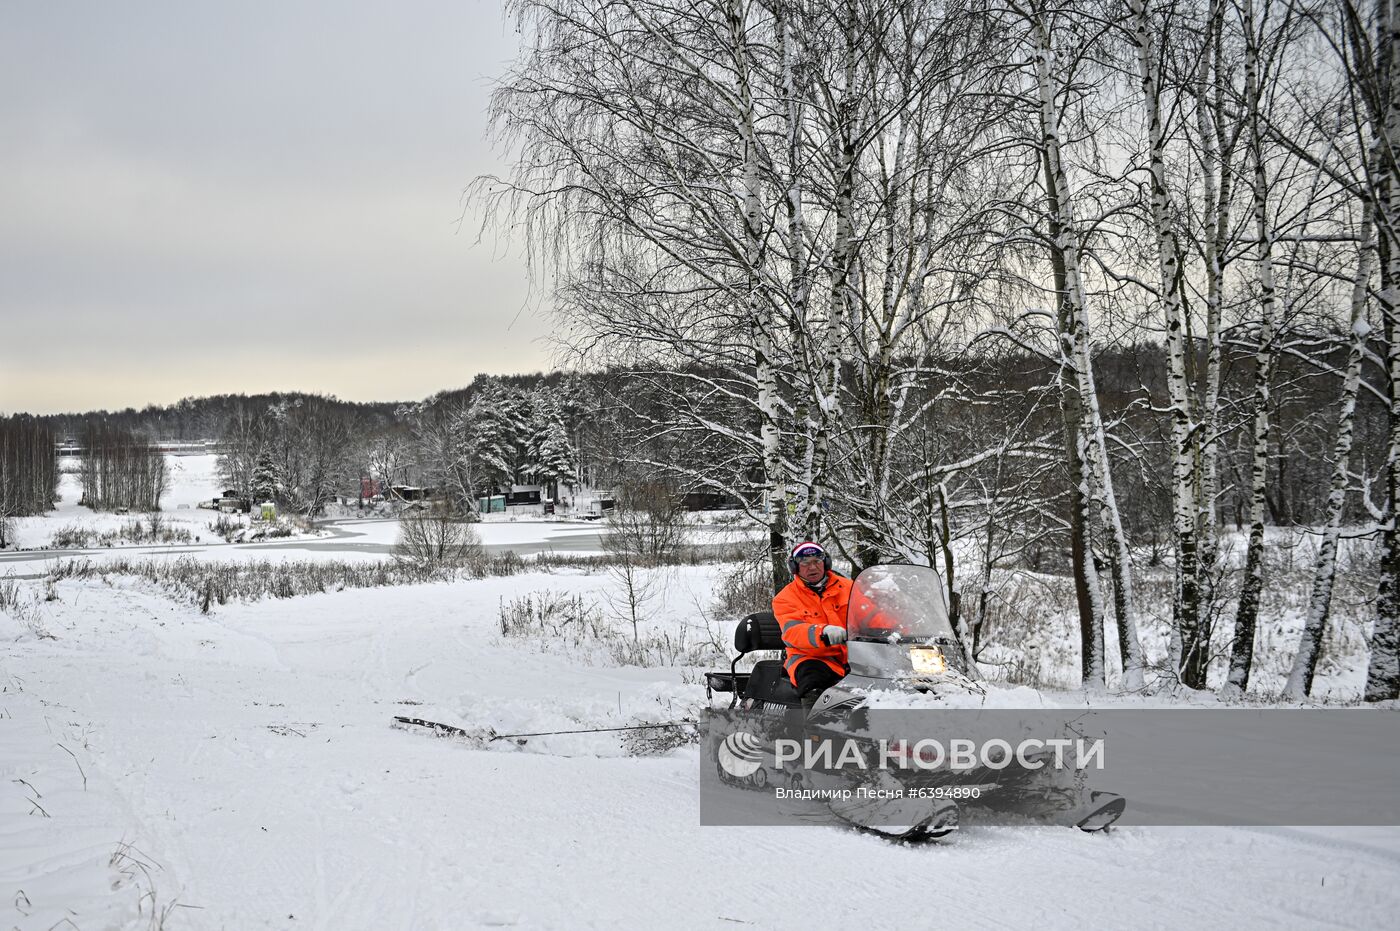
[[310, 814, 380, 931], [1235, 825, 1400, 868], [393, 849, 427, 931]]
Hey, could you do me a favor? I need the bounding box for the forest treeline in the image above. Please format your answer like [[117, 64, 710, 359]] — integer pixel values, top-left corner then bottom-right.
[[78, 423, 168, 513], [0, 415, 58, 548], [33, 393, 404, 442], [1, 331, 1391, 700], [16, 340, 1384, 529]]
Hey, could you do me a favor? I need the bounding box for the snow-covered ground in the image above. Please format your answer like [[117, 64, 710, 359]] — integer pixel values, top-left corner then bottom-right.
[[318, 516, 608, 550], [4, 563, 1399, 930]]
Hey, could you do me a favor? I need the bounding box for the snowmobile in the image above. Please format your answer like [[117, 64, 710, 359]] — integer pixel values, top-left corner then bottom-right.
[[703, 563, 1126, 840]]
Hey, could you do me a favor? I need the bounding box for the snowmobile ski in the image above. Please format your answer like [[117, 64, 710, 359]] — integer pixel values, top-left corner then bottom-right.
[[830, 797, 961, 842]]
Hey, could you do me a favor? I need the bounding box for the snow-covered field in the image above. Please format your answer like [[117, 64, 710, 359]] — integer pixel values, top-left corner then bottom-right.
[[5, 455, 339, 554], [2, 456, 754, 574], [4, 557, 1400, 930], [3, 465, 1395, 927], [7, 455, 229, 551]]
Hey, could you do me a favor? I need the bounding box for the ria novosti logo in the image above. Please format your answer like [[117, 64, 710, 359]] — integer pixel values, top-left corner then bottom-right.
[[718, 731, 1106, 775], [717, 731, 767, 778]]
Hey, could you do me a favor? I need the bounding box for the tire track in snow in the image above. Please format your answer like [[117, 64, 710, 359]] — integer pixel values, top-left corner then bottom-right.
[[1235, 825, 1400, 868]]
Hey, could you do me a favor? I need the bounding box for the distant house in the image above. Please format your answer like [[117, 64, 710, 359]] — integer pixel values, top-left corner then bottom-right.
[[199, 489, 250, 513], [579, 497, 615, 519], [218, 490, 250, 513], [505, 487, 542, 507], [680, 491, 740, 511], [503, 485, 545, 516]]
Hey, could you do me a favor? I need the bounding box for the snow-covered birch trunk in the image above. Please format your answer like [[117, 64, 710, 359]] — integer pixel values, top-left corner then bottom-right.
[[727, 0, 788, 589], [1365, 0, 1400, 702], [778, 13, 821, 543], [1032, 12, 1143, 690], [935, 481, 979, 676], [1284, 201, 1375, 698], [1131, 0, 1202, 687], [1181, 0, 1230, 675], [1034, 62, 1105, 693], [1366, 260, 1400, 699], [1064, 401, 1107, 691], [824, 7, 861, 563], [1224, 0, 1279, 698], [866, 113, 915, 567], [1032, 20, 1101, 691]]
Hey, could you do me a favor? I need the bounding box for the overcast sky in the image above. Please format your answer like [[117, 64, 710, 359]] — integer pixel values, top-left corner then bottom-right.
[[1, 1, 550, 415]]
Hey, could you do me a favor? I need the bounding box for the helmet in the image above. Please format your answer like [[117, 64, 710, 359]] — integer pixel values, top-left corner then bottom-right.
[[788, 541, 831, 577]]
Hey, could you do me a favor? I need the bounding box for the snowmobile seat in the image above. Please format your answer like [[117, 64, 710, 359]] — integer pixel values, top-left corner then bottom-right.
[[731, 613, 799, 705], [706, 612, 792, 707], [742, 659, 801, 707], [733, 612, 784, 653]]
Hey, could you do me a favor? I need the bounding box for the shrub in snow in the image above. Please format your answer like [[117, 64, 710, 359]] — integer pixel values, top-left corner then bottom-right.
[[710, 553, 774, 618], [497, 589, 725, 669], [394, 504, 484, 570]]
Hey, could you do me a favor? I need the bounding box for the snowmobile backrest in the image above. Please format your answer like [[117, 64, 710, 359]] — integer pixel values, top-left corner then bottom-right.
[[734, 612, 783, 653]]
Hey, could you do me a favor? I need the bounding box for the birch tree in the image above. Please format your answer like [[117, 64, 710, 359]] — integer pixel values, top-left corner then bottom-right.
[[485, 0, 799, 588], [1357, 0, 1400, 702], [1222, 0, 1303, 698], [79, 424, 167, 512], [1184, 0, 1247, 672], [218, 405, 267, 503], [1285, 201, 1374, 697], [1017, 0, 1147, 689], [1283, 0, 1385, 695], [1129, 0, 1211, 686], [0, 415, 58, 529]]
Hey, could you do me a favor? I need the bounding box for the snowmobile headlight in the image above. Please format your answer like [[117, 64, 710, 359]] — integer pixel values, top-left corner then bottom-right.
[[909, 647, 947, 676]]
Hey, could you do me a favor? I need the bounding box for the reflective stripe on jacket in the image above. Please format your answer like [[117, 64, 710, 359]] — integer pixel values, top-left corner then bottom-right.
[[772, 572, 853, 684]]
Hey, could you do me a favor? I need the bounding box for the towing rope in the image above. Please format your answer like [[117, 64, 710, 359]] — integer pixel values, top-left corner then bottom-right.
[[392, 715, 697, 742]]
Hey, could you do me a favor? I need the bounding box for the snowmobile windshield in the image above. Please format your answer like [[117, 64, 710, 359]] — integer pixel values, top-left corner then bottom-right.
[[846, 564, 956, 643]]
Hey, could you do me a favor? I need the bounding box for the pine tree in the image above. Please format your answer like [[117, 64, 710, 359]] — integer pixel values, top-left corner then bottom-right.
[[531, 412, 578, 500], [251, 449, 281, 504]]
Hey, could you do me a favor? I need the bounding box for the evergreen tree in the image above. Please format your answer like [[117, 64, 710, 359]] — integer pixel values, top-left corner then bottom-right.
[[251, 449, 281, 504]]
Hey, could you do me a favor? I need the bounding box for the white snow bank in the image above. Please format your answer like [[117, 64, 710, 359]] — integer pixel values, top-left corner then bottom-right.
[[3, 571, 1400, 929], [0, 662, 175, 928]]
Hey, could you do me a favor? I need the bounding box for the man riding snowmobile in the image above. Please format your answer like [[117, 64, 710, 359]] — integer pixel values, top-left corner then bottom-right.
[[773, 541, 852, 710], [709, 560, 1127, 837]]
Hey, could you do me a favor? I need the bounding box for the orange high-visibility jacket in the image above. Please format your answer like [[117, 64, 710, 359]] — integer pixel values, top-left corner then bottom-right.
[[773, 572, 853, 684]]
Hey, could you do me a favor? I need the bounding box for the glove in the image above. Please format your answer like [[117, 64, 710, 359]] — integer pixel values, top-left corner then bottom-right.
[[822, 625, 847, 646]]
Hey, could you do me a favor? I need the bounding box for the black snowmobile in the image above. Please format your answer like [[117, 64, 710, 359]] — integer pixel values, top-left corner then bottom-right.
[[704, 563, 1126, 840]]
